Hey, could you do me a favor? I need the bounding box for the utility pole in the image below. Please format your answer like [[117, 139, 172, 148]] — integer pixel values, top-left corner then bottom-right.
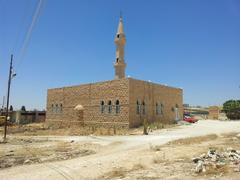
[[3, 54, 15, 142]]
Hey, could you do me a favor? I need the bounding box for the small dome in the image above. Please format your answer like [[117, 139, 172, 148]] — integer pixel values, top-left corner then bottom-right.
[[74, 104, 84, 111]]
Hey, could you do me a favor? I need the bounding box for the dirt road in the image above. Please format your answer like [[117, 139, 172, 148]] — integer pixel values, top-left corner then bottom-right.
[[0, 120, 240, 180]]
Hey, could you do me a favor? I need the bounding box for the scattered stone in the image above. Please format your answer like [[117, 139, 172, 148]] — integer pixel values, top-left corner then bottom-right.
[[5, 154, 14, 157], [193, 147, 240, 174], [23, 159, 31, 164], [195, 160, 204, 173], [175, 158, 184, 162], [210, 154, 217, 162], [200, 153, 206, 159], [192, 157, 201, 163], [233, 167, 240, 172]]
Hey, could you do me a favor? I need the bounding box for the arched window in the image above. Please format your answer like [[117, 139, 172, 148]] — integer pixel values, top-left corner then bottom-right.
[[176, 104, 179, 108], [100, 101, 105, 113], [142, 101, 146, 115], [161, 103, 164, 114], [156, 103, 159, 115], [115, 100, 120, 114], [55, 104, 58, 113], [51, 104, 54, 113], [108, 101, 112, 114], [60, 104, 63, 113], [136, 100, 141, 114]]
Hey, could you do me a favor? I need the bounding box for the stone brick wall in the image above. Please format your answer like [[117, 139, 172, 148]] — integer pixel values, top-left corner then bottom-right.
[[129, 78, 183, 127], [46, 79, 130, 128], [208, 106, 219, 120], [46, 78, 183, 129]]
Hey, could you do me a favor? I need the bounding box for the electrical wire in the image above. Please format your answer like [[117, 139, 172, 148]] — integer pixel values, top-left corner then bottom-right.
[[15, 0, 46, 71], [11, 0, 31, 56]]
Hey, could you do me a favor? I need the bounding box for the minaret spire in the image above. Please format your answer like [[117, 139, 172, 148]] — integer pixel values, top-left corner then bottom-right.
[[114, 15, 126, 79]]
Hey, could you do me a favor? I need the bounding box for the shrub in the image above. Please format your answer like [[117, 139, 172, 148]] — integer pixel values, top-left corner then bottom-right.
[[21, 106, 26, 111], [223, 100, 240, 120]]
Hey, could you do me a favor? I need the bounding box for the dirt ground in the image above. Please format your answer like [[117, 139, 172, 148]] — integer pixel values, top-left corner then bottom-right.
[[0, 122, 177, 136], [100, 133, 240, 180], [0, 120, 240, 180], [0, 136, 99, 169]]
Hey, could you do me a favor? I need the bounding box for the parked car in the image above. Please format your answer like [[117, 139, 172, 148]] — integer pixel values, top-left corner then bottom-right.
[[183, 115, 198, 123]]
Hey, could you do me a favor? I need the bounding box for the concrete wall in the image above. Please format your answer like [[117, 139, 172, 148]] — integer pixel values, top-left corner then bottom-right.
[[10, 111, 45, 124], [129, 78, 183, 127]]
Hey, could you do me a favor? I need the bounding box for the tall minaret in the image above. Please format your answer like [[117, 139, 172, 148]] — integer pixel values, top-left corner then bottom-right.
[[114, 15, 126, 79]]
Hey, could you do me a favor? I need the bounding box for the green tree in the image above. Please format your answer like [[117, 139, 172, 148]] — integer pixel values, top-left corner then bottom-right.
[[223, 100, 240, 120], [21, 106, 26, 111], [9, 105, 13, 111]]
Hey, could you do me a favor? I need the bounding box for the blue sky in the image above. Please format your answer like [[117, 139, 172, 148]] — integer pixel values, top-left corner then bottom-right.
[[0, 0, 240, 110]]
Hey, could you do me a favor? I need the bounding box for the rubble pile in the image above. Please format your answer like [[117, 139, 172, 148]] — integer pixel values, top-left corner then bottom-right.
[[192, 148, 240, 174]]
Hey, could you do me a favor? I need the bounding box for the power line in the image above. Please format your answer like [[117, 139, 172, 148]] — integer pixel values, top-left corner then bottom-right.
[[15, 0, 46, 70], [11, 0, 31, 55]]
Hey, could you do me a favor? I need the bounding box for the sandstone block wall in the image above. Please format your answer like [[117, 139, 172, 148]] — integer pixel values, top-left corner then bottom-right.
[[46, 78, 183, 129], [208, 106, 220, 120], [129, 78, 183, 127], [46, 78, 130, 128]]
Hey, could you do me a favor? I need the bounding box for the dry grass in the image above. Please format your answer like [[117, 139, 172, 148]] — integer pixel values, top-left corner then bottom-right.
[[152, 152, 170, 164], [101, 132, 240, 180], [166, 134, 218, 146], [55, 142, 72, 152], [204, 163, 230, 175], [131, 163, 146, 171], [148, 122, 179, 131], [105, 167, 127, 179], [221, 132, 239, 138], [101, 163, 146, 179], [152, 156, 164, 164], [0, 138, 97, 169], [149, 144, 161, 151], [0, 123, 130, 136]]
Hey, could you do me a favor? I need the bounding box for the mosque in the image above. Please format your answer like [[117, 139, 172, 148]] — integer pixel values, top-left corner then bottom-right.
[[46, 16, 183, 128]]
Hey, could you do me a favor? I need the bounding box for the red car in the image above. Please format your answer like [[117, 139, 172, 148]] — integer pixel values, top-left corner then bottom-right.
[[184, 116, 198, 123]]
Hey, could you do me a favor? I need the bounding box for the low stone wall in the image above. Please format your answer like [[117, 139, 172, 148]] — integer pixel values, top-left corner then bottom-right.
[[46, 119, 129, 129], [46, 120, 129, 135]]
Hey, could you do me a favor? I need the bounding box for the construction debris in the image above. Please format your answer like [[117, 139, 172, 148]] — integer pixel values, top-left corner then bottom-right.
[[193, 147, 240, 174]]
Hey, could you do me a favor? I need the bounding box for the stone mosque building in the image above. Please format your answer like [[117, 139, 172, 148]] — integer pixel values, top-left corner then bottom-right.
[[46, 17, 183, 128]]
